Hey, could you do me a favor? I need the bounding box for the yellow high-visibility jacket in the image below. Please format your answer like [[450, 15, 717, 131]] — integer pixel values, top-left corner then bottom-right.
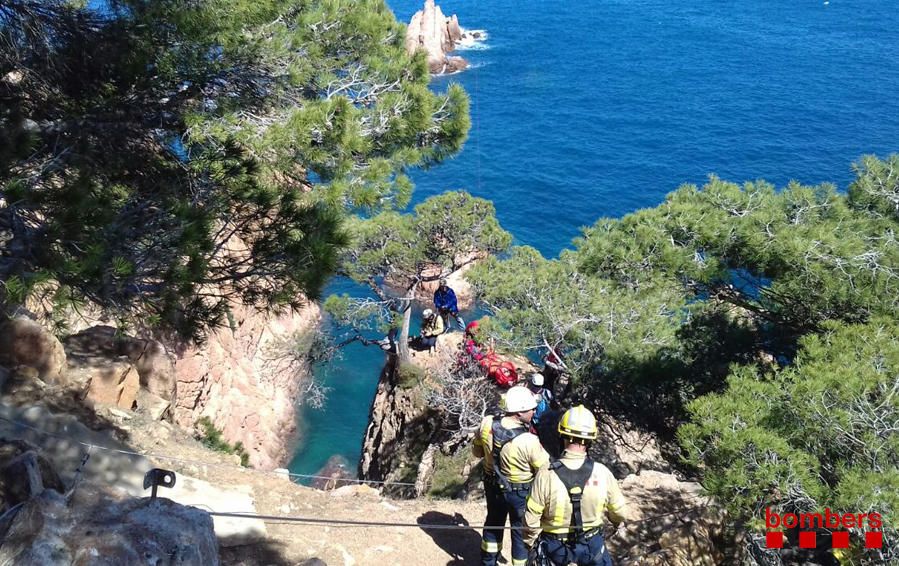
[[523, 450, 627, 548], [473, 416, 549, 484], [421, 315, 444, 337]]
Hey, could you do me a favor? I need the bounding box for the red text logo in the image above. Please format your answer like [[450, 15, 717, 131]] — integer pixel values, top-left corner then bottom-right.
[[764, 508, 883, 550]]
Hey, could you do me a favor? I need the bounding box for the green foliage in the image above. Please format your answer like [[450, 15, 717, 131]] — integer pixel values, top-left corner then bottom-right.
[[327, 191, 511, 356], [0, 0, 470, 339], [343, 191, 512, 290], [471, 156, 899, 437], [577, 174, 899, 333], [849, 154, 899, 222], [396, 361, 425, 389], [469, 246, 689, 427], [428, 448, 477, 499], [679, 319, 899, 560], [197, 417, 250, 467]]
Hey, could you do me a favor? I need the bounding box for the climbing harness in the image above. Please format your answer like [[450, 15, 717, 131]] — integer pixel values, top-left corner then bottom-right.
[[490, 417, 528, 492], [549, 458, 596, 546]]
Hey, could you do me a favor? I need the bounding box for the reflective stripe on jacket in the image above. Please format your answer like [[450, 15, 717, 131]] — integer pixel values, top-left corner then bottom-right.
[[523, 451, 627, 548]]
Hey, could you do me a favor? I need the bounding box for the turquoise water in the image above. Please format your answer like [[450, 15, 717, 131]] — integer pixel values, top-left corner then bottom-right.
[[289, 0, 899, 478]]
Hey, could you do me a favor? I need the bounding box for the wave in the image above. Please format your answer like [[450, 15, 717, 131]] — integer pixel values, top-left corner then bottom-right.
[[431, 61, 490, 77], [456, 28, 489, 50]]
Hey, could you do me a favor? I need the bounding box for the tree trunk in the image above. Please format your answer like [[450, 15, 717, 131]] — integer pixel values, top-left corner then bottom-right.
[[397, 283, 418, 363]]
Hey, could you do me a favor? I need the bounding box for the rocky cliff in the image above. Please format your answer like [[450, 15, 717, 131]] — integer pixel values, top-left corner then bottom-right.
[[2, 295, 321, 471], [172, 301, 321, 470], [358, 358, 440, 496], [405, 0, 469, 74]]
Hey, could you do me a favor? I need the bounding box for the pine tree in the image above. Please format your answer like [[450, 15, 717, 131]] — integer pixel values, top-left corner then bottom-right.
[[0, 0, 470, 339]]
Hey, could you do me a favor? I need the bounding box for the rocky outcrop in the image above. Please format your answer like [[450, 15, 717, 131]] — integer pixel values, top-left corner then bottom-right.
[[0, 404, 268, 547], [172, 301, 321, 470], [1, 489, 219, 565], [0, 435, 219, 566], [359, 360, 439, 496], [590, 412, 670, 479], [616, 470, 730, 565], [405, 0, 469, 74], [64, 326, 176, 402], [0, 317, 67, 384]]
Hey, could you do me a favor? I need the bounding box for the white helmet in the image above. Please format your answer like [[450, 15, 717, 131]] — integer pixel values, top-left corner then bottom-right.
[[423, 308, 434, 317], [502, 386, 538, 413], [529, 373, 544, 387]]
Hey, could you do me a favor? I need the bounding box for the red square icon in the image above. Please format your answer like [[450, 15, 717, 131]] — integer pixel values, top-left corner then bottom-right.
[[866, 531, 883, 549], [799, 531, 816, 549], [766, 531, 784, 549], [831, 531, 850, 549]]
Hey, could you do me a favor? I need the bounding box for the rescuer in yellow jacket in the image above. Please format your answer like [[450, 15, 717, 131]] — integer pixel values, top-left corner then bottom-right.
[[524, 405, 627, 566], [473, 386, 550, 566]]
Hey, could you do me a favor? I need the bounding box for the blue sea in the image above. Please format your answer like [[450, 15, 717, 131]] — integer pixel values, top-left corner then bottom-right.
[[288, 0, 899, 479]]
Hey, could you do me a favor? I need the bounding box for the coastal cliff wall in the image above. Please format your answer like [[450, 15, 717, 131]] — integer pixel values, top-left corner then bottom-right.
[[9, 291, 320, 471], [173, 301, 321, 470]]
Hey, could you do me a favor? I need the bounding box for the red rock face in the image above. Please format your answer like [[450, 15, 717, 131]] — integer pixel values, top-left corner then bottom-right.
[[172, 301, 321, 470], [405, 0, 469, 75]]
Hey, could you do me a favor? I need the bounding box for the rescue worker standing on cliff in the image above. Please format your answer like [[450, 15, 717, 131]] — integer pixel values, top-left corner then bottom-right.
[[434, 277, 464, 332], [524, 405, 627, 566], [473, 386, 550, 566]]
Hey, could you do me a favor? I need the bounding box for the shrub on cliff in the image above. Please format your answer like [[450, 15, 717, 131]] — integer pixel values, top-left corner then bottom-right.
[[197, 417, 250, 467], [0, 0, 469, 339], [679, 318, 899, 564]]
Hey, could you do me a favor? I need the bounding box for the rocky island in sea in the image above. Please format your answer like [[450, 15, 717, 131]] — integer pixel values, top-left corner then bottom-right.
[[405, 0, 480, 74]]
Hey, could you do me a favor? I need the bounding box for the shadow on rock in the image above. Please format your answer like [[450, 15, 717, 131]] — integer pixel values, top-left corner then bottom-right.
[[417, 510, 481, 566], [220, 540, 321, 566]]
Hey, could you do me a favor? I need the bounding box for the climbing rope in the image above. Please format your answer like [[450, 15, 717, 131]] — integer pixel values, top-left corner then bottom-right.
[[207, 494, 706, 530], [0, 415, 417, 487]]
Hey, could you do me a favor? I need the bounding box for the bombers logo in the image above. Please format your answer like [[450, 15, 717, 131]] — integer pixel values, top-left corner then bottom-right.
[[764, 508, 883, 549]]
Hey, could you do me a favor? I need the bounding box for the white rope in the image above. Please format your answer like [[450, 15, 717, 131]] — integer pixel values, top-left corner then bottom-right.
[[0, 415, 417, 487]]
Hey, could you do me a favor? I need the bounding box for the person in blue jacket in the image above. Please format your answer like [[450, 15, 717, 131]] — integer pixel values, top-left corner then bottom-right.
[[434, 278, 465, 332]]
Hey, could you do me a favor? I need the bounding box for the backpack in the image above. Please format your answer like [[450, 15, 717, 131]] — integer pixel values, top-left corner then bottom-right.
[[490, 417, 527, 492], [549, 459, 596, 545]]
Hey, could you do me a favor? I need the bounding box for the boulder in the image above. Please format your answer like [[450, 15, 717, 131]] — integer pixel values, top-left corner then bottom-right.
[[64, 326, 176, 402], [67, 355, 141, 410], [124, 337, 176, 402], [614, 470, 728, 566], [0, 403, 152, 497], [136, 389, 171, 421], [590, 413, 669, 478], [0, 317, 67, 384], [310, 454, 354, 490], [0, 490, 220, 565], [165, 474, 266, 547]]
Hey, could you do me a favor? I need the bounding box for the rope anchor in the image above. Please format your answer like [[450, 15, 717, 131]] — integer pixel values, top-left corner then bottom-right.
[[144, 468, 177, 499]]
